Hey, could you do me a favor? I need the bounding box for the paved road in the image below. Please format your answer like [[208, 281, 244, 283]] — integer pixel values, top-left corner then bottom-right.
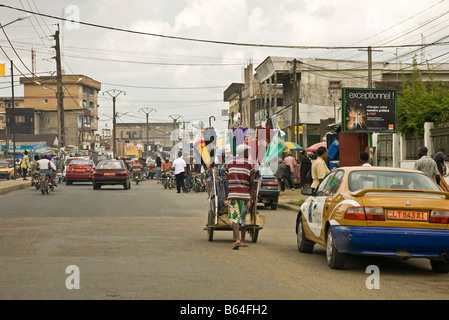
[[0, 179, 449, 302]]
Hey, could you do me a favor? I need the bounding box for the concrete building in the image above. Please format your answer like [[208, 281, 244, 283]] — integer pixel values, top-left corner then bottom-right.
[[226, 56, 449, 150], [115, 122, 176, 157], [0, 97, 25, 134], [19, 74, 101, 150]]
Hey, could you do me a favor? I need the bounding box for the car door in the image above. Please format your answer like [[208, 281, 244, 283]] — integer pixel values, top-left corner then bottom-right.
[[304, 172, 335, 240]]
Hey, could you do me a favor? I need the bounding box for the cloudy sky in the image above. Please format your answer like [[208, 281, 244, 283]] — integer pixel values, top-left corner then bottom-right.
[[1, 0, 449, 132]]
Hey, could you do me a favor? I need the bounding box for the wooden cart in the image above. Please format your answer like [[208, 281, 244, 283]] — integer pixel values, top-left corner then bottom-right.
[[204, 166, 265, 242]]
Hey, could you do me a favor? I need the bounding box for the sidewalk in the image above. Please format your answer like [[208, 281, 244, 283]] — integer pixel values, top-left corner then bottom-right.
[[0, 178, 32, 196], [276, 188, 308, 212]]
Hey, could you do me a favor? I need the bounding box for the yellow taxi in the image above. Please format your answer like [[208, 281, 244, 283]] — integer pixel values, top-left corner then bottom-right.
[[0, 160, 14, 180], [296, 166, 449, 273]]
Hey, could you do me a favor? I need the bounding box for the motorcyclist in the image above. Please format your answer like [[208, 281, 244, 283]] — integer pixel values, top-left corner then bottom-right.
[[161, 157, 174, 183], [139, 157, 148, 179], [36, 154, 52, 184], [30, 155, 40, 186], [131, 158, 142, 181]]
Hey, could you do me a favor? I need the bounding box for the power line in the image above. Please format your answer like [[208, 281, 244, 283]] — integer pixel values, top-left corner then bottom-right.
[[2, 4, 449, 51]]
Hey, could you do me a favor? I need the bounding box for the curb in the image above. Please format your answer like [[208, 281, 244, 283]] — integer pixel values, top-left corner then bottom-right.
[[0, 182, 30, 196], [277, 203, 300, 212]]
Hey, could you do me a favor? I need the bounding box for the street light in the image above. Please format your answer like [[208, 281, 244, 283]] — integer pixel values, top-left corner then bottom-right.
[[0, 13, 32, 179]]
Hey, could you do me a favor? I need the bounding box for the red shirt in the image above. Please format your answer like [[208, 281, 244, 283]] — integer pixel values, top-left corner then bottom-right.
[[226, 158, 255, 201]]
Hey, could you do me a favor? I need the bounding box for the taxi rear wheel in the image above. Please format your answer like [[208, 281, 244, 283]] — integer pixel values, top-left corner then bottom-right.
[[297, 217, 314, 253], [326, 228, 346, 270]]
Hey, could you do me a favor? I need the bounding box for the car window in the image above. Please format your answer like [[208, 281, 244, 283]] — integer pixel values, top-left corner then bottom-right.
[[70, 160, 92, 165], [315, 172, 335, 196], [0, 162, 8, 168], [97, 161, 123, 169], [325, 170, 344, 196], [348, 170, 441, 192]]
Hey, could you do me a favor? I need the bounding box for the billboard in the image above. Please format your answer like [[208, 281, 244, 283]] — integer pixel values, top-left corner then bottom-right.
[[342, 88, 397, 133]]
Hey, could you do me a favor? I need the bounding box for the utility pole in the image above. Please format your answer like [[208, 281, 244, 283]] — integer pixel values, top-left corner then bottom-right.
[[10, 60, 16, 179], [54, 25, 64, 150], [288, 59, 299, 145], [358, 46, 382, 89], [138, 107, 156, 155], [103, 89, 126, 158], [169, 114, 182, 128]]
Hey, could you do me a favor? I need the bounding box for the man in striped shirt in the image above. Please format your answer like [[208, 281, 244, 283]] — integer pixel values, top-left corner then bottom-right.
[[226, 144, 255, 250]]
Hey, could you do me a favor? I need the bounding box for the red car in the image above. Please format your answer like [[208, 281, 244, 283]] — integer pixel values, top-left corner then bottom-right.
[[65, 159, 94, 185], [92, 160, 131, 190]]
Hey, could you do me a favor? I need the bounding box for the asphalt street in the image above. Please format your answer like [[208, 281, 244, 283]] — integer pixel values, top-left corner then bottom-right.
[[0, 179, 449, 302]]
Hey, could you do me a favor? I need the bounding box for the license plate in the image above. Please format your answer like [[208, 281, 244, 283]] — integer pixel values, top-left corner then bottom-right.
[[104, 172, 115, 176], [76, 169, 85, 172], [387, 210, 428, 221]]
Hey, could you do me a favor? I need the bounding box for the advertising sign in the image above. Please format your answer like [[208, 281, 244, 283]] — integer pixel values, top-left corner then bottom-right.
[[342, 88, 397, 133]]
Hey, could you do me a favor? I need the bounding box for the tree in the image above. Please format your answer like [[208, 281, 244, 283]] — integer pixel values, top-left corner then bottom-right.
[[397, 57, 449, 135]]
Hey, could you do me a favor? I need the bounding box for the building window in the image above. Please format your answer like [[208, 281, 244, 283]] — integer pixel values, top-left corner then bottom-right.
[[15, 115, 25, 123], [44, 99, 48, 104], [328, 80, 342, 89]]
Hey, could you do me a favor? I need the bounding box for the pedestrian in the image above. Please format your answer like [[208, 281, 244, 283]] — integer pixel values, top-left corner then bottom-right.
[[283, 153, 296, 190], [414, 146, 440, 183], [274, 159, 291, 191], [184, 155, 192, 193], [360, 152, 371, 166], [299, 150, 312, 188], [311, 146, 330, 191], [172, 152, 186, 193], [154, 155, 162, 184], [21, 150, 30, 180], [225, 144, 255, 250], [433, 148, 447, 176]]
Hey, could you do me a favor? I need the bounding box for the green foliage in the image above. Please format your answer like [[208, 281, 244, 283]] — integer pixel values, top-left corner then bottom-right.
[[397, 57, 449, 135]]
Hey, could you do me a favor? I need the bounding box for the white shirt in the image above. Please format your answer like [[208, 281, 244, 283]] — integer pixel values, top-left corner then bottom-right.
[[172, 157, 186, 175], [37, 159, 50, 170]]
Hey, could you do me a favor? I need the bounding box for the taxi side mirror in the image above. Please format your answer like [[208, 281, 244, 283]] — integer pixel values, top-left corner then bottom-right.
[[301, 187, 314, 196]]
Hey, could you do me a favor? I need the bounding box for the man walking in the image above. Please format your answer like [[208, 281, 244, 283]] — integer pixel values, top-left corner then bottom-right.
[[311, 146, 330, 191], [21, 150, 30, 180], [283, 153, 296, 190], [226, 144, 255, 250], [414, 146, 439, 183], [172, 152, 186, 193]]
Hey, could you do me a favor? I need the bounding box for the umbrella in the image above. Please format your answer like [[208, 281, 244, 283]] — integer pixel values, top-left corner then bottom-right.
[[306, 142, 327, 152], [284, 141, 303, 152]]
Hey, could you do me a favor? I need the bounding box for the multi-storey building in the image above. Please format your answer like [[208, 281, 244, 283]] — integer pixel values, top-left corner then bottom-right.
[[19, 74, 101, 150], [0, 97, 25, 134]]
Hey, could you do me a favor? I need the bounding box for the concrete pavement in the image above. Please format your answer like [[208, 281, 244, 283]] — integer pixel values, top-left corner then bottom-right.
[[0, 178, 32, 196]]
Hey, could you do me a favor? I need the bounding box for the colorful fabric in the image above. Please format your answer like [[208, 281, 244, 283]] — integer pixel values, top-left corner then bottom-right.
[[228, 199, 249, 226], [226, 158, 255, 201]]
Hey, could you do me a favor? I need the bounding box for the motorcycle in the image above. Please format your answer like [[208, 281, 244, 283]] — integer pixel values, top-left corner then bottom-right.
[[133, 169, 142, 185], [193, 173, 206, 193], [32, 172, 40, 190], [39, 172, 54, 195], [162, 170, 174, 189]]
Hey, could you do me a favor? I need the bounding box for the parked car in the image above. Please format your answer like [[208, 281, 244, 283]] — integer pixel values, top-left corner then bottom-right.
[[92, 160, 131, 190], [0, 160, 14, 180], [296, 166, 449, 273], [258, 174, 280, 210], [65, 159, 95, 185]]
